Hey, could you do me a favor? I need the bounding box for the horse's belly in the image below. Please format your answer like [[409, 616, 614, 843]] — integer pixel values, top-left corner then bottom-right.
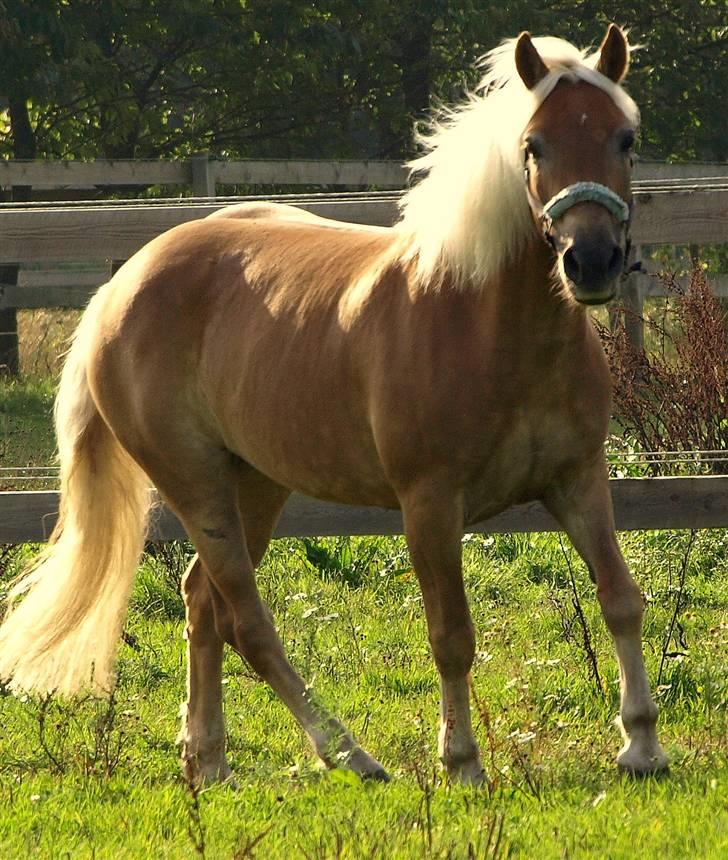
[[214, 388, 400, 509]]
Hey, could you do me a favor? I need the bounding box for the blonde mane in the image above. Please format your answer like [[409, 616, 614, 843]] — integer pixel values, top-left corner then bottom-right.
[[396, 35, 640, 290]]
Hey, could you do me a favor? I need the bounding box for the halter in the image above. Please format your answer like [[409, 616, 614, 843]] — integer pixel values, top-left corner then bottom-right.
[[525, 167, 634, 270]]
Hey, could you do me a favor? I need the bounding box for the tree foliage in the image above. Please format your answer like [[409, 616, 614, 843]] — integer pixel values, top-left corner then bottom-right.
[[0, 0, 725, 161]]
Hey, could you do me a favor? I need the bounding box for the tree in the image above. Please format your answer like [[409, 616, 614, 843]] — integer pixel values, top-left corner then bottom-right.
[[0, 0, 725, 162]]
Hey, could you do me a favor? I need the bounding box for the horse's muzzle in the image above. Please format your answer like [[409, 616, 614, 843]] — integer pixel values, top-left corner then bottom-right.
[[562, 236, 623, 305]]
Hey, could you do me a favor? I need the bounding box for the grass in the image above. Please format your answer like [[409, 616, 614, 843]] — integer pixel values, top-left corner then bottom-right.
[[0, 308, 76, 489], [1, 530, 727, 858], [16, 309, 80, 380], [0, 376, 57, 488]]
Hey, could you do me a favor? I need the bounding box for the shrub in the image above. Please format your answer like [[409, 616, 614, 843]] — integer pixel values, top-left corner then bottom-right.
[[598, 268, 728, 474]]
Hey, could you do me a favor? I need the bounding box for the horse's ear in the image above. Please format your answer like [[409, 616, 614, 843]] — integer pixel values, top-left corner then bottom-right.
[[515, 32, 549, 90], [595, 24, 629, 83]]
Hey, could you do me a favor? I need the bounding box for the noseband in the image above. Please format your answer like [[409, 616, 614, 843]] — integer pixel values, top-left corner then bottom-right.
[[541, 182, 630, 227], [525, 165, 634, 268]]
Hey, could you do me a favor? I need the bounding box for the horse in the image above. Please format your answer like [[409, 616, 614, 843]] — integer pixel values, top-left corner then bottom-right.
[[0, 25, 668, 785]]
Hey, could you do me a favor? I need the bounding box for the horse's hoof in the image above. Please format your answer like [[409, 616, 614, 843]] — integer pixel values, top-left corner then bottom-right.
[[461, 767, 487, 787], [220, 773, 240, 790], [616, 745, 669, 777], [182, 757, 237, 789], [618, 760, 670, 779], [344, 747, 390, 782], [363, 766, 391, 783], [445, 757, 487, 786]]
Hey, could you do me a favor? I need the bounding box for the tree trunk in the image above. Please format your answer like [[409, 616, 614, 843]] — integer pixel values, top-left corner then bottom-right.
[[384, 10, 435, 157]]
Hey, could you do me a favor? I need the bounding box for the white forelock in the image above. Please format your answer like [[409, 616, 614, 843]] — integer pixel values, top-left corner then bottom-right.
[[396, 35, 640, 289]]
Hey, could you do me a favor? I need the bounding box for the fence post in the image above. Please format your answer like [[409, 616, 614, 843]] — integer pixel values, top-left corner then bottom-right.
[[0, 183, 32, 375], [0, 273, 19, 375], [109, 260, 126, 279], [623, 244, 645, 352], [191, 153, 216, 198], [611, 244, 645, 352]]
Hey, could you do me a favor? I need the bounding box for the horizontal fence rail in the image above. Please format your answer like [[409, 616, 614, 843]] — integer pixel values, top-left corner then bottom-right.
[[629, 271, 728, 297], [0, 192, 398, 264], [3, 157, 725, 192], [0, 158, 408, 192], [1, 477, 727, 544], [0, 160, 726, 372], [0, 186, 726, 268]]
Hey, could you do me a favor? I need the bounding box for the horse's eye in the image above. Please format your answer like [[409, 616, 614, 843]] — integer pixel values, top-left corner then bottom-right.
[[524, 136, 544, 161], [619, 130, 636, 153]]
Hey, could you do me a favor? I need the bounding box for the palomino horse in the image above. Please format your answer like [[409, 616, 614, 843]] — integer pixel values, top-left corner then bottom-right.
[[0, 25, 668, 784]]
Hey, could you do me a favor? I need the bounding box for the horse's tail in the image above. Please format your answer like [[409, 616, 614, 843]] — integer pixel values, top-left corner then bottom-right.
[[0, 286, 152, 696]]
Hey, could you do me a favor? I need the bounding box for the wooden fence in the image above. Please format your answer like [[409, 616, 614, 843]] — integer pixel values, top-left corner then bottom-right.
[[2, 477, 728, 544], [2, 155, 727, 194], [1, 158, 726, 543], [0, 158, 727, 370], [0, 156, 409, 196]]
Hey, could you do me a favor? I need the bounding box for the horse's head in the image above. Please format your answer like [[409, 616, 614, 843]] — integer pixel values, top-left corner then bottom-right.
[[517, 25, 636, 305]]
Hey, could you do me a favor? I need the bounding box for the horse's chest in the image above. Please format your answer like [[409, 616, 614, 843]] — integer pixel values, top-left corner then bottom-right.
[[463, 400, 606, 521]]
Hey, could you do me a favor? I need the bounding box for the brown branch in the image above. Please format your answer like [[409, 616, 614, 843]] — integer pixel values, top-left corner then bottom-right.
[[657, 530, 696, 687], [558, 536, 605, 698]]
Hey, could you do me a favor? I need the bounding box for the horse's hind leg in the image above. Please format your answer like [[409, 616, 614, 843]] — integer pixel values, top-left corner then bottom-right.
[[545, 458, 668, 774], [162, 454, 387, 781], [179, 471, 289, 784], [179, 556, 231, 783]]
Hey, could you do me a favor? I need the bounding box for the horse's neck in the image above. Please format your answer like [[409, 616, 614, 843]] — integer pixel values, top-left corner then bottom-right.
[[476, 238, 584, 339]]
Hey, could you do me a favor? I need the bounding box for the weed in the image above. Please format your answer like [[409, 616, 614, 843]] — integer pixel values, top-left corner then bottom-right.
[[144, 540, 194, 595], [469, 810, 507, 859], [300, 536, 409, 589], [184, 777, 207, 858], [0, 544, 22, 589], [658, 531, 697, 687], [17, 309, 79, 379], [127, 541, 195, 621], [233, 824, 274, 859], [34, 692, 128, 777], [599, 267, 728, 473], [557, 536, 604, 698], [37, 695, 67, 775]]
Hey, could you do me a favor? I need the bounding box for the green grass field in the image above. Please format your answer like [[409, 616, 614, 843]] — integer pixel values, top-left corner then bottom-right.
[[0, 377, 56, 488], [1, 530, 727, 858]]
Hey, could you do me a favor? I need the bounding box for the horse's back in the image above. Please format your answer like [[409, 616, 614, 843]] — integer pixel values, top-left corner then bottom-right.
[[84, 214, 403, 505], [93, 214, 396, 337], [207, 201, 390, 235]]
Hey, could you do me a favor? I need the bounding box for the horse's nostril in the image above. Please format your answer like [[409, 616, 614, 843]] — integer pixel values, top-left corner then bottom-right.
[[607, 245, 623, 280], [563, 247, 582, 285], [564, 241, 623, 288]]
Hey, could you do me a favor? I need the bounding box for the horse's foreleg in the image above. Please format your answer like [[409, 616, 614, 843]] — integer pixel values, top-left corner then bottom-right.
[[402, 485, 484, 785], [179, 555, 232, 785], [545, 461, 668, 774]]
